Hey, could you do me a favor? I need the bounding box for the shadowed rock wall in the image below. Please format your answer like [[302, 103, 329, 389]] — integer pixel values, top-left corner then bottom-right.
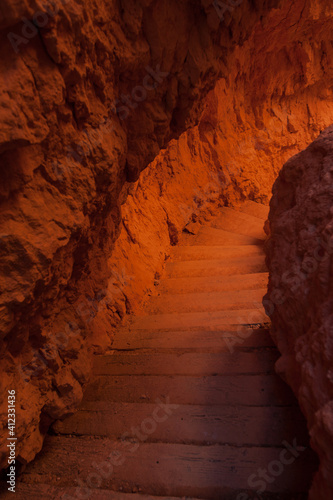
[[265, 125, 333, 500]]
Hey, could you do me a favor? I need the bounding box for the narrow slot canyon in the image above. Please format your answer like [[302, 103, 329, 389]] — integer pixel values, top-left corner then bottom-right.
[[0, 1, 333, 499]]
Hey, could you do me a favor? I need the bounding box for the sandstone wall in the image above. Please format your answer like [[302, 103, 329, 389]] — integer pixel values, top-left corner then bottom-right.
[[265, 125, 333, 500]]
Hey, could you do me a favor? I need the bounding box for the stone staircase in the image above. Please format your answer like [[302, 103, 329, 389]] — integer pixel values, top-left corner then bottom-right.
[[2, 201, 317, 499]]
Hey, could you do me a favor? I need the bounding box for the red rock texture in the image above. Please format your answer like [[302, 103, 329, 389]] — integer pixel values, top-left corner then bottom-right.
[[265, 125, 333, 500]]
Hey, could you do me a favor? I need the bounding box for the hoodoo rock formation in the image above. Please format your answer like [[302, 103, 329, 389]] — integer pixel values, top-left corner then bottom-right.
[[0, 0, 333, 497], [265, 126, 333, 500]]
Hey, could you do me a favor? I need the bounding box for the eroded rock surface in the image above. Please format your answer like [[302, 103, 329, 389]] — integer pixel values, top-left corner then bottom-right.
[[265, 125, 333, 500]]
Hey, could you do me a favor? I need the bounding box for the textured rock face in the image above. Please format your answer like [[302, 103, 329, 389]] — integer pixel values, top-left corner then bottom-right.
[[1, 0, 333, 481], [265, 126, 333, 500]]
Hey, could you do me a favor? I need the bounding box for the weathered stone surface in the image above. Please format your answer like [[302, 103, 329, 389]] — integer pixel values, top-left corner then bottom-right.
[[265, 125, 333, 500]]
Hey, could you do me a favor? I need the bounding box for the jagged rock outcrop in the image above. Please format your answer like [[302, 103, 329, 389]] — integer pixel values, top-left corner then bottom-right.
[[265, 125, 333, 500]]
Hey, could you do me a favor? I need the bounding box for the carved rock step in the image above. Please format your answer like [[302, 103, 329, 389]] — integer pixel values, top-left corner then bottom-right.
[[237, 200, 270, 220], [130, 307, 268, 331], [145, 288, 267, 314], [164, 254, 267, 278], [53, 401, 310, 447], [19, 436, 316, 498], [157, 272, 268, 294], [182, 226, 264, 246], [209, 206, 267, 240], [92, 350, 279, 376], [112, 326, 274, 350], [170, 244, 264, 262], [0, 483, 199, 500], [83, 374, 296, 406]]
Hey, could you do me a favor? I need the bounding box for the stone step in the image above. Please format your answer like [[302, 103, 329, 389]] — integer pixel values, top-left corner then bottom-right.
[[146, 288, 267, 314], [111, 327, 274, 351], [0, 483, 197, 500], [131, 307, 268, 331], [237, 200, 269, 220], [157, 272, 268, 294], [164, 254, 267, 278], [182, 226, 264, 246], [21, 436, 316, 498], [209, 207, 266, 240], [53, 402, 309, 448], [92, 350, 279, 376], [83, 374, 295, 406], [170, 244, 264, 261]]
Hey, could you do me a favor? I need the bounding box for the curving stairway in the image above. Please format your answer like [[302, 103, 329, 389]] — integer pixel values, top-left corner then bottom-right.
[[2, 201, 317, 499]]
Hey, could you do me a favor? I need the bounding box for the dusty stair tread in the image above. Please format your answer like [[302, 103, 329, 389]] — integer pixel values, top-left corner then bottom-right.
[[183, 226, 264, 246], [92, 350, 279, 376], [0, 483, 197, 500], [145, 288, 267, 314], [164, 255, 267, 278], [208, 207, 266, 240], [111, 326, 274, 350], [83, 373, 295, 406], [157, 272, 268, 294], [237, 200, 269, 220], [53, 402, 309, 447], [21, 436, 316, 497], [112, 325, 274, 350], [130, 308, 269, 331], [170, 244, 264, 262], [217, 206, 266, 223]]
